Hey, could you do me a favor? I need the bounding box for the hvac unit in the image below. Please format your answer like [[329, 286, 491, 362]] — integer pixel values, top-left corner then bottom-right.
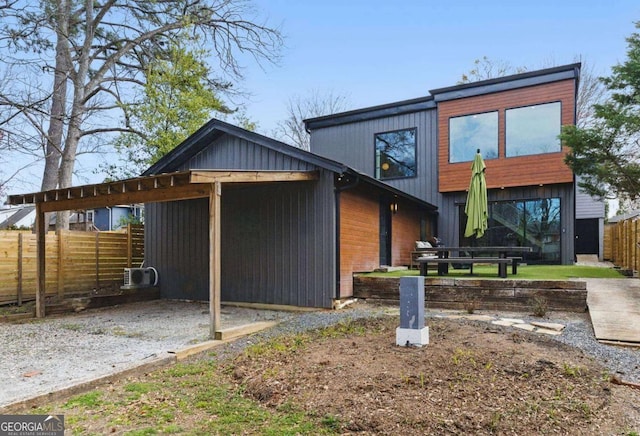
[[123, 267, 159, 288]]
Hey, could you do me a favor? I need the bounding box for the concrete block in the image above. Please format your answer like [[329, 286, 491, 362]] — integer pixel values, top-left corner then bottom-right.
[[396, 326, 429, 347]]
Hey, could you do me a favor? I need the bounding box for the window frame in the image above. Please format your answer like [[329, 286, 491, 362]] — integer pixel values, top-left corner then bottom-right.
[[504, 101, 563, 158], [448, 110, 499, 164], [373, 127, 418, 181]]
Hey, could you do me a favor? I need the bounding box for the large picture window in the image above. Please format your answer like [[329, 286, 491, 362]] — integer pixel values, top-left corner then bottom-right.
[[506, 102, 561, 157], [459, 198, 561, 264], [374, 128, 417, 180], [449, 111, 498, 163]]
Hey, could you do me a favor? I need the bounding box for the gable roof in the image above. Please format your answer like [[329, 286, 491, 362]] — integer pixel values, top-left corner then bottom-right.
[[143, 118, 437, 212], [143, 118, 349, 176]]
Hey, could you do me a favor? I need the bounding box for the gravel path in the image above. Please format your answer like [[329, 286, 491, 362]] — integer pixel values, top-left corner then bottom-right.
[[1, 298, 639, 409]]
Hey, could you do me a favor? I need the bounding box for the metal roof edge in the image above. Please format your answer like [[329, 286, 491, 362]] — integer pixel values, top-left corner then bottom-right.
[[304, 96, 435, 130], [430, 63, 581, 102]]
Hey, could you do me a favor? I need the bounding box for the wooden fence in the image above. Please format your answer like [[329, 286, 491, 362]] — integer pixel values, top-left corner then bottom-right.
[[604, 218, 639, 273], [0, 224, 144, 305]]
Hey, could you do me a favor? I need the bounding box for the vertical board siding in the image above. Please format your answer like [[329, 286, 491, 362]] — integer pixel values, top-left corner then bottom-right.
[[220, 178, 333, 307], [339, 190, 380, 297], [146, 136, 336, 308], [310, 109, 439, 205], [145, 199, 209, 301]]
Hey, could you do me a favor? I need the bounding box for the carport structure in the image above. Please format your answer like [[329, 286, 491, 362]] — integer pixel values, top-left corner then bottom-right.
[[8, 169, 318, 338]]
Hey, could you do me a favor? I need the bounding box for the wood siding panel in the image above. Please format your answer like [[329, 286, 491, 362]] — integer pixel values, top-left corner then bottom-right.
[[392, 205, 423, 266], [339, 190, 379, 298], [438, 79, 576, 192]]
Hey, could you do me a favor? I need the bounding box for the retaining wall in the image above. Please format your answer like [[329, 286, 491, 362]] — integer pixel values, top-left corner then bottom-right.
[[353, 276, 588, 312]]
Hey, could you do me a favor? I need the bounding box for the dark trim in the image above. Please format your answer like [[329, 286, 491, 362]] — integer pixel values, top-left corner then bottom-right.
[[430, 63, 581, 102], [373, 127, 418, 181], [305, 96, 435, 130]]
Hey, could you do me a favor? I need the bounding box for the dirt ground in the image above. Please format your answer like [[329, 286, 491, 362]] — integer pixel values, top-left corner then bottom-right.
[[232, 315, 640, 435]]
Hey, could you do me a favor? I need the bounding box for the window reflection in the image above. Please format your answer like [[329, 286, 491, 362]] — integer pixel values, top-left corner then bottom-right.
[[506, 102, 561, 157], [449, 111, 498, 163], [460, 198, 561, 264], [375, 128, 417, 180]]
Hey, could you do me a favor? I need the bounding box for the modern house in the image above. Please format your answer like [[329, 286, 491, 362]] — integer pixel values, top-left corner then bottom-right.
[[305, 63, 603, 265], [9, 63, 600, 315]]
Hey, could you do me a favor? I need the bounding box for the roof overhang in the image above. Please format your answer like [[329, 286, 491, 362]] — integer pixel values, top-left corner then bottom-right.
[[8, 170, 320, 213]]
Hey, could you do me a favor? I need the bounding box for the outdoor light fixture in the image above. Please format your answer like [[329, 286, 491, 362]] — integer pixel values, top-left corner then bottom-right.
[[390, 202, 399, 214]]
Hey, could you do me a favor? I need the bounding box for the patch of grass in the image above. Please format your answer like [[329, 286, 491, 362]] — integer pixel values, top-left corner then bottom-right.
[[361, 264, 624, 280], [562, 363, 583, 377], [63, 391, 103, 409]]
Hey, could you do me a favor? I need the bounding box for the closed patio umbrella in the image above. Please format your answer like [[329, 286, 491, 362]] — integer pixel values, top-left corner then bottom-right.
[[464, 149, 488, 239]]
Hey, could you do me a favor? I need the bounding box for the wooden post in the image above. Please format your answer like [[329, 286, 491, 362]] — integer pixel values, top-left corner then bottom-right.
[[17, 233, 23, 306], [126, 223, 133, 268], [35, 204, 46, 318], [209, 181, 222, 339], [57, 230, 65, 298]]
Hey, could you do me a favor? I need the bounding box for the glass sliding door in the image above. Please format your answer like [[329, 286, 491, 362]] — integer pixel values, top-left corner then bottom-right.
[[460, 198, 561, 264]]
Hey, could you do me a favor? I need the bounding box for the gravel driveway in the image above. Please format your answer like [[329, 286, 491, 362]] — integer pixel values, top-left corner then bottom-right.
[[0, 300, 292, 408]]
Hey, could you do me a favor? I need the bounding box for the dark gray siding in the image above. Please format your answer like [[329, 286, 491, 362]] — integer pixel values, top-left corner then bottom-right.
[[145, 199, 209, 300], [310, 109, 439, 204], [179, 135, 315, 172], [221, 177, 335, 307], [439, 184, 575, 264], [145, 134, 337, 308]]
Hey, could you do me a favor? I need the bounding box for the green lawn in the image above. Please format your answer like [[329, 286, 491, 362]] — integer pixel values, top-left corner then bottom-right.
[[361, 264, 625, 280]]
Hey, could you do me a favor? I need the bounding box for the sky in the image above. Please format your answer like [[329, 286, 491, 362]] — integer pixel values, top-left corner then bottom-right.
[[236, 0, 638, 137], [4, 0, 640, 198]]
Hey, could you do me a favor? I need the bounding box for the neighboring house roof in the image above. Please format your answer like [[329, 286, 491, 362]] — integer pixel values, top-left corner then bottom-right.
[[304, 63, 581, 130], [143, 118, 438, 212], [0, 205, 35, 229]]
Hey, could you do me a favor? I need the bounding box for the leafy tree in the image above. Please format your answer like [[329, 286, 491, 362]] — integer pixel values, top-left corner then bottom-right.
[[561, 23, 640, 203], [0, 0, 282, 228], [105, 42, 232, 179], [274, 90, 350, 150]]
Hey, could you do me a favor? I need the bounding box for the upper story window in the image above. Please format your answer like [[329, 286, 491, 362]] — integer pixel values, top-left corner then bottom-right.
[[374, 128, 417, 180], [449, 111, 498, 163], [506, 102, 561, 157]]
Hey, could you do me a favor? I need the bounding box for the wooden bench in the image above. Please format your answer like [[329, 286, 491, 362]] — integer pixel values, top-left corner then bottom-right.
[[409, 250, 439, 269], [418, 257, 518, 278]]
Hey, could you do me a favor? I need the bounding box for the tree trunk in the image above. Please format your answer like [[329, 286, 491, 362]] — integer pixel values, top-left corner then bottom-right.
[[45, 0, 71, 231]]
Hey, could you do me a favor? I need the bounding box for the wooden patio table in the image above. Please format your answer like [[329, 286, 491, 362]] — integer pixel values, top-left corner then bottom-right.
[[423, 246, 533, 277]]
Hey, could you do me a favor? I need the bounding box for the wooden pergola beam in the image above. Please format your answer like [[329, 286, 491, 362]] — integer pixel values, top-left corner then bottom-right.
[[190, 170, 319, 184]]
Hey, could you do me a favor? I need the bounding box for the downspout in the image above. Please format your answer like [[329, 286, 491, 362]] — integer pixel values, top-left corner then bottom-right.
[[334, 171, 360, 301]]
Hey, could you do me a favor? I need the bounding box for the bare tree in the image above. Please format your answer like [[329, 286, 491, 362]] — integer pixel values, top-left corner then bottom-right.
[[458, 56, 528, 84], [458, 56, 606, 127], [273, 89, 350, 150], [0, 0, 282, 228]]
